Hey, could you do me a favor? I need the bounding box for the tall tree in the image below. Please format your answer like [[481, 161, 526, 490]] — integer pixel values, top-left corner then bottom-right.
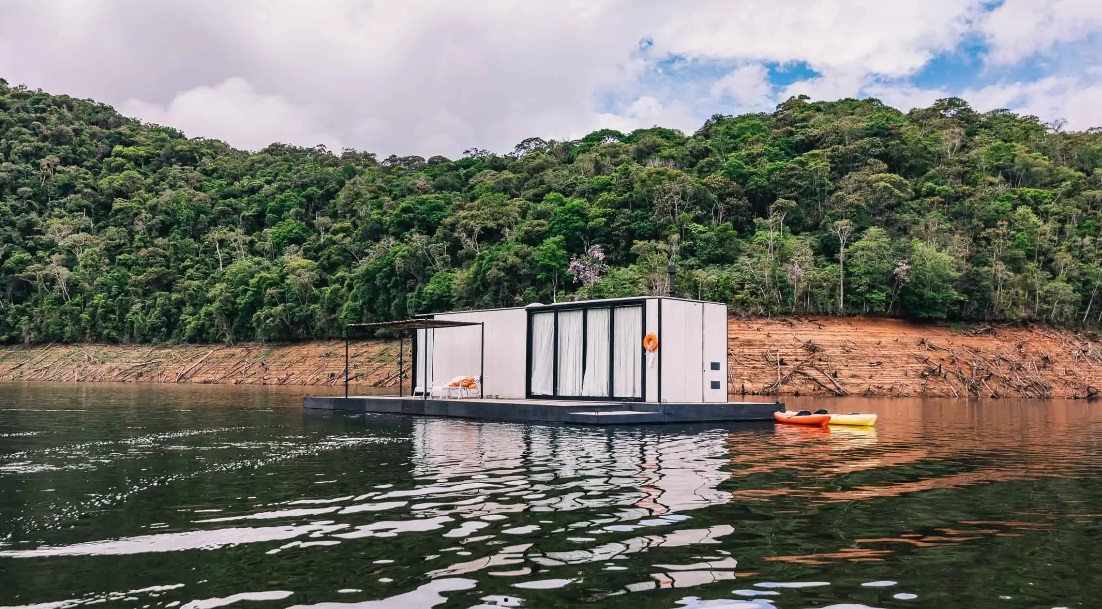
[[829, 220, 855, 314], [1, 80, 1101, 344]]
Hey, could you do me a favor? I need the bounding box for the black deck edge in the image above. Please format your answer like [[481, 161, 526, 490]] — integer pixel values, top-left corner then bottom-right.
[[303, 396, 784, 426]]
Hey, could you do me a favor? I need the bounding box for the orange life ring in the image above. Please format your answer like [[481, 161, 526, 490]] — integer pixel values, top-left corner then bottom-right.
[[643, 334, 659, 352]]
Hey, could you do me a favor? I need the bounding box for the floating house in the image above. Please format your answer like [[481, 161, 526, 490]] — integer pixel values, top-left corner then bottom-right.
[[413, 297, 728, 403], [304, 296, 782, 425]]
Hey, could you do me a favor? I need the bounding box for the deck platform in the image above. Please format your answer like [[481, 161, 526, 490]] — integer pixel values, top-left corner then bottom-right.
[[303, 396, 784, 425]]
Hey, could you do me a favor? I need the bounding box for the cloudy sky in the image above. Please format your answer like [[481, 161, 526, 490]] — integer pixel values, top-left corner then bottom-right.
[[2, 0, 1101, 157]]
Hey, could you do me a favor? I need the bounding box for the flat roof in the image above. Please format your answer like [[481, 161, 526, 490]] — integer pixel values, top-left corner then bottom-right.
[[424, 296, 724, 317], [526, 296, 722, 309], [346, 319, 481, 331]]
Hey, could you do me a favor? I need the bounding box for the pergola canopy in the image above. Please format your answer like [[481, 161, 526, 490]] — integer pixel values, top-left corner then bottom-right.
[[343, 318, 484, 400], [346, 319, 482, 331]]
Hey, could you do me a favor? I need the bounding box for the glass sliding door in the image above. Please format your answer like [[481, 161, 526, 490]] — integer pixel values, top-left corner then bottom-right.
[[581, 308, 610, 397], [528, 303, 643, 400], [529, 312, 555, 396], [556, 310, 584, 396], [613, 306, 642, 399]]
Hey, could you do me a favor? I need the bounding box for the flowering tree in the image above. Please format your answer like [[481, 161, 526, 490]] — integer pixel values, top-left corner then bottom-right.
[[887, 259, 912, 314], [787, 261, 805, 310], [568, 245, 610, 287], [894, 260, 912, 284], [787, 261, 805, 282]]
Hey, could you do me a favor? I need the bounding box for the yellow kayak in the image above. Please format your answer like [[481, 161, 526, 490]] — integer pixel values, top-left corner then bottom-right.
[[828, 413, 877, 426]]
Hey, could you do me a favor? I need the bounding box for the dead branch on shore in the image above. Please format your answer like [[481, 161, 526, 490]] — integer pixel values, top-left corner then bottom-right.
[[760, 353, 849, 396], [373, 365, 410, 388], [809, 363, 848, 396], [762, 354, 813, 394], [174, 349, 216, 383], [800, 339, 822, 353]]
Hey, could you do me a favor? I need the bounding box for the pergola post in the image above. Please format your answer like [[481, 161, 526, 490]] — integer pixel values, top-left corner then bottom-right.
[[344, 328, 349, 399], [398, 333, 404, 397]]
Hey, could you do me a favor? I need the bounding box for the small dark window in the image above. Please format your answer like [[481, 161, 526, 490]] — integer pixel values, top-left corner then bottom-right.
[[710, 381, 721, 390], [710, 362, 721, 370]]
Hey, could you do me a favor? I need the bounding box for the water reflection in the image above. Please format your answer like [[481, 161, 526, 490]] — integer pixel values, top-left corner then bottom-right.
[[411, 419, 735, 516], [286, 578, 476, 609], [1, 385, 1101, 608]]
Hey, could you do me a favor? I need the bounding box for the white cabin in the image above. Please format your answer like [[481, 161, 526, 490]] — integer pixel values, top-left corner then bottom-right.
[[413, 297, 728, 403]]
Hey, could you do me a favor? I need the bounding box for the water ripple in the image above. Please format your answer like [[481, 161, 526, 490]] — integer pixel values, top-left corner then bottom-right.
[[1, 387, 1100, 609]]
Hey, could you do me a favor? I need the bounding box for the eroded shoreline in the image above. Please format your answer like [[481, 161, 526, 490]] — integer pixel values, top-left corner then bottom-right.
[[2, 317, 1099, 399]]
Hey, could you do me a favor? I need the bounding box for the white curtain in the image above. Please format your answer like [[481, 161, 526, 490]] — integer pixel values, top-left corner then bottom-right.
[[530, 313, 555, 395], [556, 310, 584, 396], [581, 308, 610, 397], [613, 306, 642, 398], [415, 328, 435, 393]]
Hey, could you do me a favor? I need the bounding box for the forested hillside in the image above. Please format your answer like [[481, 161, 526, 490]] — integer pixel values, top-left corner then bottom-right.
[[2, 78, 1101, 344]]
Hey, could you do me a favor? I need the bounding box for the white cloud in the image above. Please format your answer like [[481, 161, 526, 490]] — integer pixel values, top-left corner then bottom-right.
[[711, 63, 774, 108], [1061, 84, 1102, 129], [964, 77, 1102, 129], [858, 77, 1102, 131], [1, 0, 1101, 155], [0, 0, 652, 155], [595, 96, 699, 134], [654, 0, 986, 78], [861, 83, 948, 112], [120, 78, 344, 152], [980, 0, 1102, 64], [781, 70, 869, 102], [965, 77, 1074, 115]]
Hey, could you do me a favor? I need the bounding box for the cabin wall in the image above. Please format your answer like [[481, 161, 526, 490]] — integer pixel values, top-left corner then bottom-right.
[[416, 308, 528, 399], [702, 302, 728, 402], [660, 299, 704, 403], [656, 299, 728, 403]]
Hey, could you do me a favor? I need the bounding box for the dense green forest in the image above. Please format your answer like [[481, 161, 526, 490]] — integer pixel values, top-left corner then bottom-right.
[[1, 78, 1101, 343]]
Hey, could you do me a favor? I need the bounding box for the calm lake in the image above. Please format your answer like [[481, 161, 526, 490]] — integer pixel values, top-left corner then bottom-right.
[[1, 383, 1100, 609]]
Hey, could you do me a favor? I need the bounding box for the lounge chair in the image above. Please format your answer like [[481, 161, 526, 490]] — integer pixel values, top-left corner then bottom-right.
[[458, 376, 481, 398], [435, 376, 468, 399]]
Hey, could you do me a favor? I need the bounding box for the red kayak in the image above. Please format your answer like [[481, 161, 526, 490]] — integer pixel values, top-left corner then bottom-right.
[[774, 410, 830, 427]]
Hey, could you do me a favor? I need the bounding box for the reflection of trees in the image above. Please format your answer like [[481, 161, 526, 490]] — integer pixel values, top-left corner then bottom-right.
[[710, 396, 1102, 605]]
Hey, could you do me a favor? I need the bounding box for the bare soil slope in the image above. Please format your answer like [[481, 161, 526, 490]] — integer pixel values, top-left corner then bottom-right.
[[728, 317, 1102, 399], [0, 341, 402, 387]]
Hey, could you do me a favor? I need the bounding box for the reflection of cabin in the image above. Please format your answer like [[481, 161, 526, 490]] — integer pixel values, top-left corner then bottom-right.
[[410, 418, 731, 513], [414, 297, 728, 403]]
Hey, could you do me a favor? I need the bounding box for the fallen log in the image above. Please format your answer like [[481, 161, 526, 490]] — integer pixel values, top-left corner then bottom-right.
[[174, 349, 216, 383], [809, 363, 849, 396], [762, 354, 816, 394]]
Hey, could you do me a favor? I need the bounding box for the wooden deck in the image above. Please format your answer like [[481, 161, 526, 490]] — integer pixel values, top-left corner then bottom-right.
[[303, 396, 784, 425]]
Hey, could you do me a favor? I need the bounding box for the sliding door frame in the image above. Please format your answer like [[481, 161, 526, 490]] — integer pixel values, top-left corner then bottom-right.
[[525, 299, 647, 402]]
